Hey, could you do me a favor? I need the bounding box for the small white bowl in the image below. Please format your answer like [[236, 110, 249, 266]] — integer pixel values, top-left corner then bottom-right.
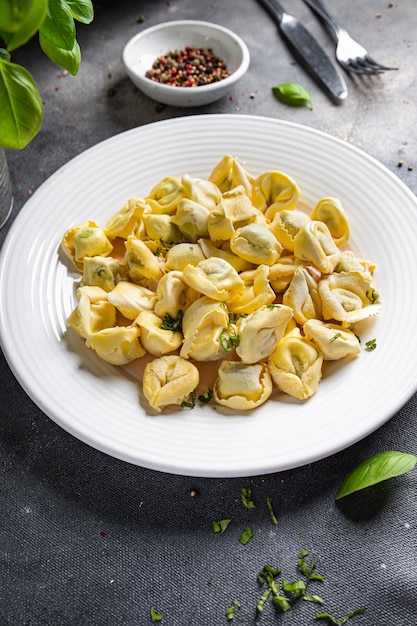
[[122, 20, 250, 107]]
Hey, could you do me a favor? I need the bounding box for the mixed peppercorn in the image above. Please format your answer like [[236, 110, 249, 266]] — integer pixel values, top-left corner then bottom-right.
[[145, 46, 231, 87]]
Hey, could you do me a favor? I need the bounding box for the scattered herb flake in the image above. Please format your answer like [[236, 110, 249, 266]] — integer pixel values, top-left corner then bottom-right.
[[256, 588, 272, 614], [212, 518, 232, 534], [150, 605, 164, 622], [272, 81, 313, 109], [315, 607, 366, 624], [159, 309, 183, 332], [239, 525, 253, 545], [266, 496, 278, 525], [365, 338, 377, 351], [330, 332, 342, 343], [241, 487, 256, 509], [181, 390, 196, 409], [304, 594, 326, 605], [198, 387, 213, 404]]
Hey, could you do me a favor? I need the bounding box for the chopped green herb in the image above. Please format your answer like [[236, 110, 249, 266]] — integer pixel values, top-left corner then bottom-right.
[[256, 588, 271, 614], [267, 303, 280, 309], [304, 594, 325, 605], [212, 518, 232, 534], [298, 551, 325, 584], [228, 311, 247, 323], [198, 387, 213, 404], [365, 338, 377, 351], [266, 496, 278, 525], [181, 390, 196, 409], [239, 525, 253, 545], [330, 332, 342, 343], [225, 606, 235, 621], [315, 607, 366, 624], [150, 605, 164, 622], [336, 450, 417, 499], [282, 578, 307, 599], [159, 309, 183, 332], [220, 332, 240, 351], [272, 82, 313, 109], [272, 591, 292, 612], [241, 487, 256, 509]]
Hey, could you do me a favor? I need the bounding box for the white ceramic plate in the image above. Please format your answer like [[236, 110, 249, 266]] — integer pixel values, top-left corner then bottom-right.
[[1, 115, 417, 478]]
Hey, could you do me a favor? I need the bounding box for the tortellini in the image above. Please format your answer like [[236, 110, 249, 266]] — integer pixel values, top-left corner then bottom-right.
[[170, 199, 210, 242], [180, 296, 232, 361], [108, 281, 157, 319], [82, 255, 122, 292], [61, 221, 113, 271], [85, 325, 145, 365], [252, 170, 301, 219], [268, 328, 323, 400], [61, 155, 381, 413], [283, 267, 322, 326], [230, 223, 282, 266], [142, 355, 199, 413], [208, 154, 254, 196], [236, 304, 293, 364], [310, 197, 350, 248], [134, 311, 183, 356], [182, 257, 244, 302], [145, 176, 183, 214], [318, 270, 382, 326], [303, 319, 361, 360], [213, 361, 273, 410], [104, 197, 147, 240], [67, 286, 117, 339], [293, 220, 340, 274]]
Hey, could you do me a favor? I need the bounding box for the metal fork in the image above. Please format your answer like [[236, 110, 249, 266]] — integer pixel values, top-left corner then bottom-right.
[[302, 0, 397, 75]]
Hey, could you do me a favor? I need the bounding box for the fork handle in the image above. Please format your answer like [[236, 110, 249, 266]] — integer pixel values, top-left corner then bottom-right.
[[302, 0, 342, 38]]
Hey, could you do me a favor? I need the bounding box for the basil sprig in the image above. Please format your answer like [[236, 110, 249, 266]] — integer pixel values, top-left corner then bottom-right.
[[0, 0, 94, 150], [336, 450, 417, 500]]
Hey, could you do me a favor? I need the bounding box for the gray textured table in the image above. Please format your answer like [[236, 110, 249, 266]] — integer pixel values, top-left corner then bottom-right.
[[1, 1, 416, 624]]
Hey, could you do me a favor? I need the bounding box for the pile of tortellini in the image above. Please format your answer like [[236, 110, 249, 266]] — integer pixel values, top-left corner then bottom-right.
[[61, 155, 381, 413]]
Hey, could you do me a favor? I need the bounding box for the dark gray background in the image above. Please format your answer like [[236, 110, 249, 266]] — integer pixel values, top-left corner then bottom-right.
[[1, 1, 416, 624]]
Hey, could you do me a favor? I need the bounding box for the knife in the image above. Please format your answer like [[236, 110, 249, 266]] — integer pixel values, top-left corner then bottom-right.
[[257, 0, 348, 102]]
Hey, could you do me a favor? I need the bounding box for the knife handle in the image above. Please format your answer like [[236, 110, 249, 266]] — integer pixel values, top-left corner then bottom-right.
[[302, 0, 341, 37], [257, 0, 286, 23]]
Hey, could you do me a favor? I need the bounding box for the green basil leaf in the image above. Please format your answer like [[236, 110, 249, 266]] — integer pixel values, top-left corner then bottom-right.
[[0, 0, 33, 33], [272, 82, 313, 110], [336, 450, 417, 500], [65, 0, 94, 23], [0, 48, 11, 61], [2, 0, 48, 52], [0, 57, 42, 149], [39, 31, 80, 75], [39, 0, 75, 51]]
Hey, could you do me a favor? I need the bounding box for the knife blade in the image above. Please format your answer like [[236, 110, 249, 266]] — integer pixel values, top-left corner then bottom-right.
[[257, 0, 348, 102]]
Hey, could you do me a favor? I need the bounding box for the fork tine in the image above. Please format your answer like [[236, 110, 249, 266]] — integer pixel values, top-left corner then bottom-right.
[[341, 56, 396, 76], [364, 55, 398, 72], [340, 60, 383, 76]]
